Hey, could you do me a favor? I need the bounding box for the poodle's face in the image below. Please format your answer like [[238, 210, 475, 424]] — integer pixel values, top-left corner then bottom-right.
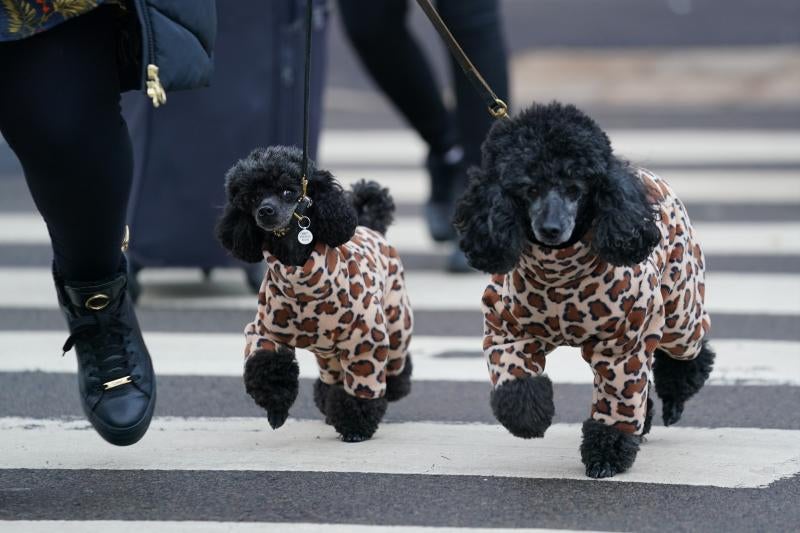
[[485, 104, 612, 247], [510, 161, 594, 247], [218, 146, 358, 265], [226, 149, 306, 233]]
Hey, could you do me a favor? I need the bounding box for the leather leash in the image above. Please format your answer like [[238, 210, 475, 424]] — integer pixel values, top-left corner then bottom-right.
[[414, 0, 509, 119]]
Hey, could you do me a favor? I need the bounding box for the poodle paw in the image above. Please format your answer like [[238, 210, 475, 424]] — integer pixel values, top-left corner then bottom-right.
[[324, 385, 387, 442], [580, 419, 641, 479], [490, 375, 555, 438], [267, 409, 290, 430], [313, 379, 332, 419], [386, 355, 412, 402], [585, 461, 618, 479], [340, 432, 371, 443], [244, 348, 299, 429], [662, 399, 685, 426]]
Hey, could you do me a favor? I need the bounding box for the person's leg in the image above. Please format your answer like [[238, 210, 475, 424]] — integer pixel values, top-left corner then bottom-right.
[[0, 7, 155, 446], [337, 0, 457, 159], [0, 9, 132, 281], [337, 0, 465, 244], [437, 0, 510, 172]]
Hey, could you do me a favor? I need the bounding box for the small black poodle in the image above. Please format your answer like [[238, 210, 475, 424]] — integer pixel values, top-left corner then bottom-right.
[[454, 102, 714, 478], [217, 146, 413, 442]]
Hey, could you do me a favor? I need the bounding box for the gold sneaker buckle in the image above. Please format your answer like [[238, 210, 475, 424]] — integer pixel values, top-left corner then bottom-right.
[[103, 376, 132, 390]]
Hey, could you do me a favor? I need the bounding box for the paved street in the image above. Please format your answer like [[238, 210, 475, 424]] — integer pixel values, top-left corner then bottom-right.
[[1, 1, 799, 532]]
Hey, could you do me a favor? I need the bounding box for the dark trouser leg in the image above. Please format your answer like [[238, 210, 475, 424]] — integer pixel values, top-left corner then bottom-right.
[[437, 0, 510, 179], [0, 7, 133, 282], [0, 8, 155, 446]]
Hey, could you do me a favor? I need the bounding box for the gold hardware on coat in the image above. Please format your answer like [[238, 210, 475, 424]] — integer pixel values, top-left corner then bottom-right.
[[121, 225, 130, 252], [146, 64, 167, 108], [85, 293, 111, 311], [103, 376, 132, 390]]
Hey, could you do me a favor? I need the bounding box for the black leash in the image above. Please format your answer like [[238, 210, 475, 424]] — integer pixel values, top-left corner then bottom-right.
[[414, 0, 508, 119], [273, 0, 314, 243], [300, 0, 313, 197]]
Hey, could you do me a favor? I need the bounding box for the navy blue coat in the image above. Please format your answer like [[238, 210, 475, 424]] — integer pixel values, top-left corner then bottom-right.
[[133, 0, 216, 97]]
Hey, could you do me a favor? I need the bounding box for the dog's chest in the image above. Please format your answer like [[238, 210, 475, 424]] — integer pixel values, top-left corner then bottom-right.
[[492, 243, 661, 347]]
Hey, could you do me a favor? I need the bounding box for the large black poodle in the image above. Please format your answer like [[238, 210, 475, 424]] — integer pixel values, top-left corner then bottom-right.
[[454, 102, 714, 478], [217, 146, 413, 442]]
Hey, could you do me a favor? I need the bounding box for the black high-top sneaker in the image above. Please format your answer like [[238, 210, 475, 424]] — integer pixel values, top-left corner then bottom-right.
[[425, 146, 465, 243], [55, 259, 156, 446]]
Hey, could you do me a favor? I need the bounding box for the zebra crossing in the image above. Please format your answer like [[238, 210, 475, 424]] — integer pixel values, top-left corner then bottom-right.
[[1, 129, 799, 531]]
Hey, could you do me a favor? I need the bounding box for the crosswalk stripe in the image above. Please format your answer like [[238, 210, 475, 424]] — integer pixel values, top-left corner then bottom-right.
[[2, 416, 798, 488], [0, 267, 796, 315], [319, 129, 800, 165], [0, 522, 598, 533], [331, 169, 800, 204], [1, 332, 797, 386], [3, 213, 800, 256]]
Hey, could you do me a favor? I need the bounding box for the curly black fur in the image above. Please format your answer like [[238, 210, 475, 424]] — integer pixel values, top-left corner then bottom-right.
[[324, 385, 388, 442], [349, 179, 395, 235], [653, 340, 715, 426], [454, 101, 660, 273], [385, 355, 412, 402], [490, 375, 555, 438], [313, 378, 331, 419], [216, 146, 358, 266], [580, 419, 641, 478], [243, 347, 299, 429]]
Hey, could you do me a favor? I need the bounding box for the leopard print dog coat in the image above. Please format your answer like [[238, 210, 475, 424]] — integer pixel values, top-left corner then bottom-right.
[[244, 226, 413, 400], [483, 169, 710, 435]]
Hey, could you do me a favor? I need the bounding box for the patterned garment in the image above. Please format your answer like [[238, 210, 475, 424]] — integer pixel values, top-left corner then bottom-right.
[[482, 169, 710, 435], [244, 226, 413, 400], [0, 0, 118, 41]]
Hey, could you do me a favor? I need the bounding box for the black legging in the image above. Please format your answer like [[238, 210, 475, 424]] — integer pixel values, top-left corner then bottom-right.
[[337, 0, 509, 171], [0, 7, 132, 282]]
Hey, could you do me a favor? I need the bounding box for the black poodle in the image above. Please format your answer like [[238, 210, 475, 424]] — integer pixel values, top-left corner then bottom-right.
[[217, 146, 413, 442], [454, 102, 714, 478]]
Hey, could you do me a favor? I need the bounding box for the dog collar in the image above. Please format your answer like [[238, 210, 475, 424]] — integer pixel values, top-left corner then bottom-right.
[[271, 175, 313, 239]]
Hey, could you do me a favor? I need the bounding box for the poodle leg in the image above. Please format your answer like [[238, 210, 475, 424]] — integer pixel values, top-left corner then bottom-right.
[[580, 419, 641, 479], [487, 342, 555, 438], [313, 353, 344, 419], [642, 382, 655, 437], [385, 290, 413, 403], [653, 339, 715, 426], [244, 346, 299, 429], [581, 348, 651, 477], [324, 347, 389, 442], [386, 353, 412, 402]]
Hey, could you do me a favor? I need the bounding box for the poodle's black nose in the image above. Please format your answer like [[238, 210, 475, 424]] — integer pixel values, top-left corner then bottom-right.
[[258, 205, 275, 218], [539, 224, 563, 241]]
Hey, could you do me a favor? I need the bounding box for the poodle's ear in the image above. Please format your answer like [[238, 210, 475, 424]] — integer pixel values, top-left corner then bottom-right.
[[453, 168, 525, 274], [216, 205, 265, 263], [590, 160, 660, 266], [308, 169, 358, 247]]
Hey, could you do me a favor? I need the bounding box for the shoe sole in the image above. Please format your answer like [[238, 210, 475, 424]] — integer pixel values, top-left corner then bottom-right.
[[82, 384, 157, 447]]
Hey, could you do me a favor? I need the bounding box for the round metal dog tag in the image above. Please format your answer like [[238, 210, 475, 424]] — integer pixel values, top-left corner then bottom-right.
[[298, 229, 313, 245]]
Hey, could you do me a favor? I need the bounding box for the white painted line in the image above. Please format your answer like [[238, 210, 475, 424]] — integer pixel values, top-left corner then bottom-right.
[[0, 267, 797, 316], [1, 417, 798, 488], [0, 267, 796, 316], [1, 332, 797, 386], [2, 212, 800, 256], [0, 521, 599, 533], [320, 129, 800, 165], [331, 169, 800, 204]]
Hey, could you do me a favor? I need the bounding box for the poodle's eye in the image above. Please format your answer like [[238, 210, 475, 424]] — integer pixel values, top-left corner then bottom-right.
[[281, 189, 297, 202], [529, 185, 540, 197], [566, 185, 581, 198]]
